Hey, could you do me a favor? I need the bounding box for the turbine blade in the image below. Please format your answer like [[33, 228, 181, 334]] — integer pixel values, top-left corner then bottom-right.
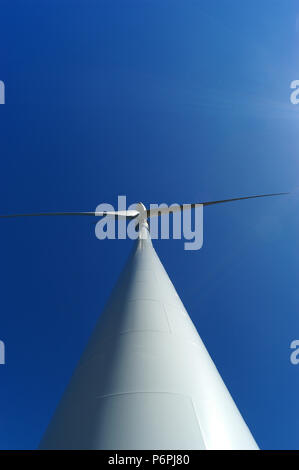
[[146, 192, 289, 218], [0, 210, 139, 219], [201, 192, 289, 206], [104, 210, 139, 219]]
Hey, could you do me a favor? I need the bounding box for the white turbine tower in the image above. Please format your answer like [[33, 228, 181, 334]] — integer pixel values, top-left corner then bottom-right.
[[0, 192, 288, 449]]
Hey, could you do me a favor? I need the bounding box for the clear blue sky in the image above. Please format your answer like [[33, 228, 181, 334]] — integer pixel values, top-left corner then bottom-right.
[[0, 0, 299, 450]]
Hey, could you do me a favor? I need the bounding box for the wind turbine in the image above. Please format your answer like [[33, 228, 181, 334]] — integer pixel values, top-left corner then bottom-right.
[[1, 192, 288, 449]]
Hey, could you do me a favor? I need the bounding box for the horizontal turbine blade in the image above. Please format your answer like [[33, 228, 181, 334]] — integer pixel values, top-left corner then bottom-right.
[[0, 210, 139, 219], [146, 192, 289, 218], [0, 193, 288, 220], [95, 210, 139, 219], [200, 192, 289, 207]]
